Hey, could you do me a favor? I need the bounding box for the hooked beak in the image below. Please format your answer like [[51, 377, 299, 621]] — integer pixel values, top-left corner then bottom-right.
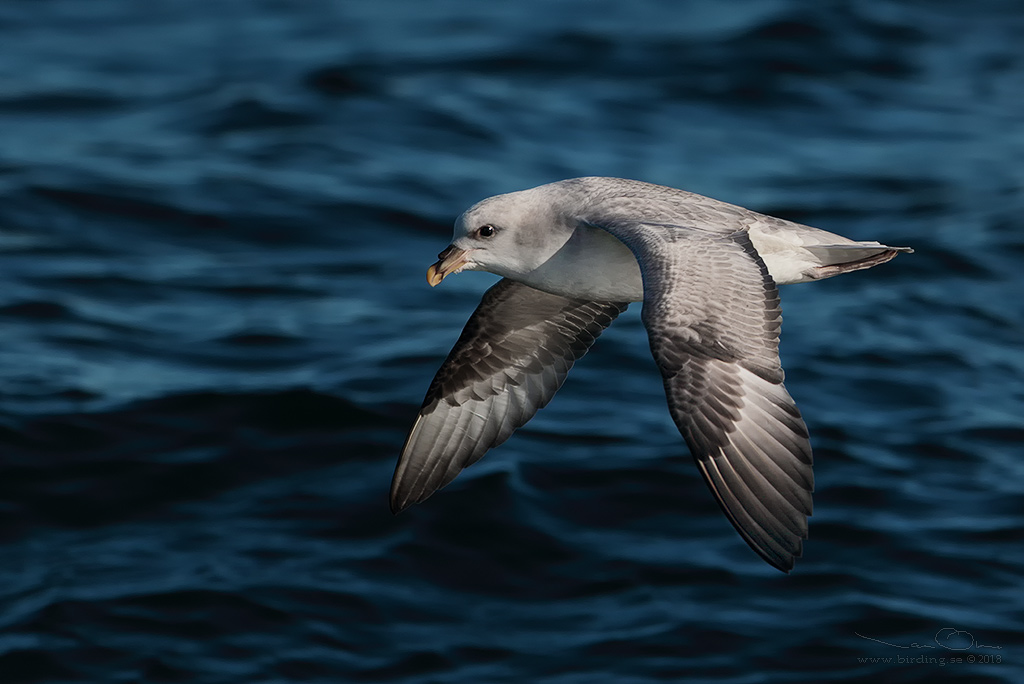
[[426, 245, 473, 286]]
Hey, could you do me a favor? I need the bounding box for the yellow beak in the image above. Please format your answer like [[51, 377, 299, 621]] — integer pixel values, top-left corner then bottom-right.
[[426, 245, 472, 286]]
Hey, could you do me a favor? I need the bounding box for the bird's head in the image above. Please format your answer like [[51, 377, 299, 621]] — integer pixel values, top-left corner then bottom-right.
[[426, 185, 578, 286]]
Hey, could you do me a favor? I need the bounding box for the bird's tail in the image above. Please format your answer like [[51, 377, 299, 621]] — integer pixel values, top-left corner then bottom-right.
[[802, 243, 913, 280]]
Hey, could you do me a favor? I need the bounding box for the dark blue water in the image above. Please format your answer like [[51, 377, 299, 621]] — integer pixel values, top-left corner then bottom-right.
[[1, 1, 1022, 682]]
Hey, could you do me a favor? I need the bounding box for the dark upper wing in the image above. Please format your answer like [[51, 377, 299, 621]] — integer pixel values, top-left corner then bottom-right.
[[591, 220, 814, 572], [391, 278, 628, 513]]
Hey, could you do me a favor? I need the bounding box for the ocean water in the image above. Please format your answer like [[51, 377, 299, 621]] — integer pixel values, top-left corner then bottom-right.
[[1, 1, 1022, 682]]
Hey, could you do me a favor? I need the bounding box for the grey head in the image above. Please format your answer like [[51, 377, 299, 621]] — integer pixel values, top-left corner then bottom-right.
[[426, 182, 585, 286]]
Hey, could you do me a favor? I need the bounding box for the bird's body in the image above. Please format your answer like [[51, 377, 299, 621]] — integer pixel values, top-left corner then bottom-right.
[[392, 177, 911, 572]]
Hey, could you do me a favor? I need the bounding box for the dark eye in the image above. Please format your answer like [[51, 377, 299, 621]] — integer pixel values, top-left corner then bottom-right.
[[477, 224, 496, 238]]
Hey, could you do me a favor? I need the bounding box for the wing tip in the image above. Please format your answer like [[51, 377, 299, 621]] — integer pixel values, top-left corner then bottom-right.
[[742, 524, 806, 573], [772, 561, 793, 574], [389, 496, 409, 515], [389, 475, 421, 515], [762, 540, 803, 574]]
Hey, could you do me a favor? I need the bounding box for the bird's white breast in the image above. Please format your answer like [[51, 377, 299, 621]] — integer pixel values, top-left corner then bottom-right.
[[516, 223, 645, 302]]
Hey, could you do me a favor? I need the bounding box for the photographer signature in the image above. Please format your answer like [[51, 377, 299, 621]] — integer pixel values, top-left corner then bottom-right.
[[855, 628, 1002, 652]]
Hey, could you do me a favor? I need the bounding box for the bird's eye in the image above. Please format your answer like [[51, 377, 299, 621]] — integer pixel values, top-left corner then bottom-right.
[[477, 224, 496, 238]]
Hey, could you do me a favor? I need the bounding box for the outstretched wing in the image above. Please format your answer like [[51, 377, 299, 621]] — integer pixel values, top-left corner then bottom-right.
[[591, 220, 814, 572], [392, 278, 628, 513]]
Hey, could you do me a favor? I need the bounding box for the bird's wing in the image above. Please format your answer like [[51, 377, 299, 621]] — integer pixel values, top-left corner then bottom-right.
[[391, 278, 628, 513], [588, 219, 813, 572]]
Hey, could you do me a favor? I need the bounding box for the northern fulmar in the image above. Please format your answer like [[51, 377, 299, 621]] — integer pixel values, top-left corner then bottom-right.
[[391, 177, 912, 572]]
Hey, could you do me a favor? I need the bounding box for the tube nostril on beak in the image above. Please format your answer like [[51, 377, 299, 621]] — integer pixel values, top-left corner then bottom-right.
[[426, 245, 471, 287]]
